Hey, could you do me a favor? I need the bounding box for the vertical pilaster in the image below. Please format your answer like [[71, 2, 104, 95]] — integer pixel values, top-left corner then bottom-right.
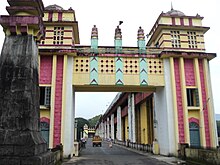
[[117, 106, 122, 140], [194, 58, 206, 146], [170, 57, 179, 154], [49, 55, 57, 148], [128, 93, 136, 142], [62, 55, 75, 157], [107, 117, 110, 138], [139, 58, 148, 85], [111, 114, 114, 139], [203, 59, 218, 147], [179, 57, 189, 144], [104, 121, 107, 139], [115, 57, 124, 85], [90, 57, 98, 85]]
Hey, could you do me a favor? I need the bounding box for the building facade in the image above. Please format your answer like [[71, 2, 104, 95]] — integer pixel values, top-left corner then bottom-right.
[[38, 5, 218, 157]]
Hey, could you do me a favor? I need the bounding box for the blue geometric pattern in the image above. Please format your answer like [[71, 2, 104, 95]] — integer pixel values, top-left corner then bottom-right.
[[139, 58, 148, 85], [90, 57, 98, 85], [115, 57, 123, 85]]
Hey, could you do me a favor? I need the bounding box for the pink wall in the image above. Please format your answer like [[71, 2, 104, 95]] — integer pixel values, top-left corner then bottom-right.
[[40, 117, 50, 124], [189, 117, 199, 125], [199, 60, 210, 147], [184, 59, 195, 86], [40, 56, 52, 84], [174, 58, 185, 143], [53, 56, 64, 147]]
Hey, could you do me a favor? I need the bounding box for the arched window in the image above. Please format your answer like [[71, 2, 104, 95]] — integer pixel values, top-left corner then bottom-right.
[[40, 121, 50, 147], [189, 122, 200, 147]]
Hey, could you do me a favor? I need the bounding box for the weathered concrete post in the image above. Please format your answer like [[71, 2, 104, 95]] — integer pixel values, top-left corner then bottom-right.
[[0, 0, 55, 164]]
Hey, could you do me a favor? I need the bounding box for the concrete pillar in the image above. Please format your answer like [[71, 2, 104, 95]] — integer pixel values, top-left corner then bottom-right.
[[111, 114, 114, 139], [0, 1, 55, 163], [154, 58, 176, 155], [128, 93, 136, 143], [100, 122, 104, 138], [104, 121, 107, 139], [117, 106, 122, 140], [107, 117, 110, 138], [62, 55, 75, 157]]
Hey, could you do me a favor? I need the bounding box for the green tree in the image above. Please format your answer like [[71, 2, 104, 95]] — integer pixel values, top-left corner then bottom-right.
[[88, 114, 102, 127], [75, 117, 89, 141]]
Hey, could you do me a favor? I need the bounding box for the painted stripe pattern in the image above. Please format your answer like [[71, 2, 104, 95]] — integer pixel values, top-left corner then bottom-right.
[[139, 58, 148, 85], [115, 57, 123, 85], [199, 59, 210, 147], [53, 56, 64, 147], [90, 57, 98, 85]]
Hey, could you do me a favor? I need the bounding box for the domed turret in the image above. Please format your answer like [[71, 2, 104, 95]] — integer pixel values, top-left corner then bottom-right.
[[45, 4, 64, 11], [164, 5, 185, 16]]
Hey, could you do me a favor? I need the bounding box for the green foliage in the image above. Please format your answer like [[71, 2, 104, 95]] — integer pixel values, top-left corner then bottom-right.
[[75, 117, 89, 128], [88, 114, 102, 127]]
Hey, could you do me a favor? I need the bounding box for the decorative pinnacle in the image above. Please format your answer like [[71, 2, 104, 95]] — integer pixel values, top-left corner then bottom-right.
[[137, 26, 145, 40], [91, 25, 98, 39], [115, 25, 122, 40], [171, 1, 174, 10]]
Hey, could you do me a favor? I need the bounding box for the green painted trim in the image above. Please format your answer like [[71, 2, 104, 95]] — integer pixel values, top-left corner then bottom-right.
[[91, 38, 98, 54], [115, 57, 124, 85], [115, 39, 122, 54], [90, 57, 98, 85], [138, 40, 146, 54], [139, 58, 148, 85]]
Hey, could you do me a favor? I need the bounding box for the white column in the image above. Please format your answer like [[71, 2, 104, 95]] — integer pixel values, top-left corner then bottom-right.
[[117, 106, 122, 140], [111, 114, 114, 139], [104, 120, 107, 139], [107, 117, 110, 138], [101, 122, 104, 139], [154, 58, 176, 155], [62, 56, 75, 157], [128, 93, 136, 143]]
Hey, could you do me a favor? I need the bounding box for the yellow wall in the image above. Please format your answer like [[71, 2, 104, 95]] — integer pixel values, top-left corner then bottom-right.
[[140, 102, 148, 144], [193, 18, 202, 26], [72, 56, 165, 87], [63, 13, 75, 21], [40, 109, 50, 119], [124, 116, 129, 140], [159, 17, 171, 25], [188, 110, 200, 120]]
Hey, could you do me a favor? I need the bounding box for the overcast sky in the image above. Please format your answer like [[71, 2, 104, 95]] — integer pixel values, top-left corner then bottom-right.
[[0, 0, 219, 119]]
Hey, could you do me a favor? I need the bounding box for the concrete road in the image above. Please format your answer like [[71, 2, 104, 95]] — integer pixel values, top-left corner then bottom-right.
[[62, 138, 172, 165]]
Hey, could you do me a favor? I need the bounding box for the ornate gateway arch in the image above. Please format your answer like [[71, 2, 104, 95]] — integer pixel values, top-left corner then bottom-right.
[[0, 2, 216, 159]]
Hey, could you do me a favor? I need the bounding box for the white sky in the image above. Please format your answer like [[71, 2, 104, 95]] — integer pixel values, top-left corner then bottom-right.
[[0, 0, 219, 119]]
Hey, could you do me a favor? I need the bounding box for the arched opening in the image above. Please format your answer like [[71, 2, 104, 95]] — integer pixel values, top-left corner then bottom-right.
[[189, 122, 200, 147], [40, 121, 50, 147]]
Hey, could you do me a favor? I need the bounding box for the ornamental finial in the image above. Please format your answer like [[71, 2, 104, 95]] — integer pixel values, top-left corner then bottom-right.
[[91, 25, 98, 39], [137, 26, 145, 40], [115, 25, 122, 40]]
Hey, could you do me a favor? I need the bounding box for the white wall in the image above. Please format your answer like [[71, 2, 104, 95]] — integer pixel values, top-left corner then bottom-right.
[[63, 56, 75, 157], [154, 59, 176, 156]]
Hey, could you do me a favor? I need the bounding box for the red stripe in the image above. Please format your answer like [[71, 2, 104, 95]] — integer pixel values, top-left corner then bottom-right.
[[199, 59, 210, 147], [40, 56, 52, 84], [53, 56, 64, 147], [58, 12, 62, 21], [174, 58, 185, 143]]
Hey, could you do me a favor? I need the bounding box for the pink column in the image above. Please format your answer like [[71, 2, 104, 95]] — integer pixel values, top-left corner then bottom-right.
[[39, 56, 53, 84], [53, 56, 64, 147], [184, 59, 195, 86], [199, 60, 210, 147], [174, 58, 185, 143]]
